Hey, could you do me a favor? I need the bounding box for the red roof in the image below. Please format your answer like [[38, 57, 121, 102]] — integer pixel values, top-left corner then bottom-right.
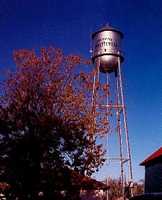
[[43, 167, 109, 190], [140, 147, 162, 166]]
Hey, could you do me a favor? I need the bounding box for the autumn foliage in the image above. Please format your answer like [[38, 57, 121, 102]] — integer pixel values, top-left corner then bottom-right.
[[0, 47, 110, 199]]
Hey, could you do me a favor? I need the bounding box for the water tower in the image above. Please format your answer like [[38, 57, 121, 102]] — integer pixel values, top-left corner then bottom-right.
[[91, 24, 133, 195]]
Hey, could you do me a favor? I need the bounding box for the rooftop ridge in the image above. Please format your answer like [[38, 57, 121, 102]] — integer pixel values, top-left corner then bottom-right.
[[140, 147, 162, 166]]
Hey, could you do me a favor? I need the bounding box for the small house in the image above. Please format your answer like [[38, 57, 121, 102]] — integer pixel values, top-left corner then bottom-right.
[[140, 147, 162, 193], [131, 147, 162, 200]]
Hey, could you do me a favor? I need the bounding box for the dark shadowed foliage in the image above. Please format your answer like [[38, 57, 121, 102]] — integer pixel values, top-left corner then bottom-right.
[[0, 47, 109, 200]]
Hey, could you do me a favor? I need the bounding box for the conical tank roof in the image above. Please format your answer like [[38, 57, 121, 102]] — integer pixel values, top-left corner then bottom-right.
[[92, 24, 123, 38]]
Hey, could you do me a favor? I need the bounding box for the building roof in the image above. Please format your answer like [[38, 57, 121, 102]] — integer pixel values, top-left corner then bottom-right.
[[68, 169, 109, 190], [140, 147, 162, 166], [43, 167, 109, 190]]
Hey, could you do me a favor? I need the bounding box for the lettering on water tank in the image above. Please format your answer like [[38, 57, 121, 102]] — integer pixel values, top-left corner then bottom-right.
[[95, 38, 119, 50], [96, 37, 113, 43]]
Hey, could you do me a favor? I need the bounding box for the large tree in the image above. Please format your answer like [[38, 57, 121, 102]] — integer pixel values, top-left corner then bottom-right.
[[0, 47, 109, 199]]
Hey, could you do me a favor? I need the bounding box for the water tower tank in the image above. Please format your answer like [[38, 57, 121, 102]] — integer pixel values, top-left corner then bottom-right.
[[92, 24, 124, 73]]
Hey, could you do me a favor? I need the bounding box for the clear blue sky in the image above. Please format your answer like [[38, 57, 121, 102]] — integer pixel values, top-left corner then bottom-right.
[[1, 0, 162, 181]]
